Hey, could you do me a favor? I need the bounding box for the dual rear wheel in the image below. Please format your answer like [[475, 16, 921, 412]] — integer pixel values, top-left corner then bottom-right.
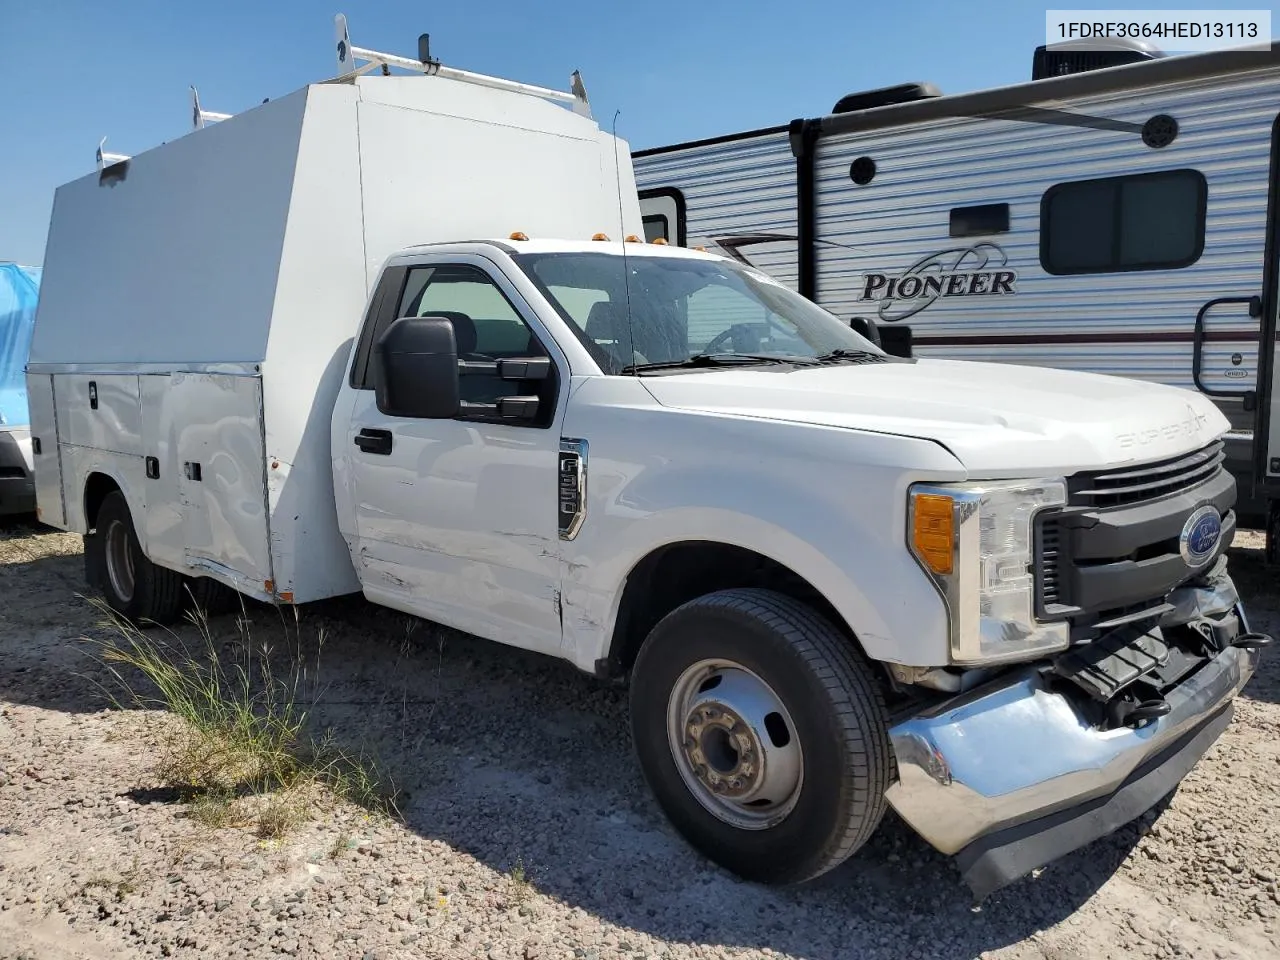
[[86, 490, 235, 623]]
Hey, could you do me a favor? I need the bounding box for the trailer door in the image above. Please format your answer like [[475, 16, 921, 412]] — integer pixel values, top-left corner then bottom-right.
[[1256, 115, 1280, 551]]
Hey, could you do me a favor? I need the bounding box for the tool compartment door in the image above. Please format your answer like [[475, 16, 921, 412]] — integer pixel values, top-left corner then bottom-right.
[[25, 373, 64, 526], [168, 373, 274, 593]]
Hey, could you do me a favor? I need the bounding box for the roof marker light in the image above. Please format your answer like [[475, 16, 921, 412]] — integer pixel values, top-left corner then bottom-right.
[[509, 231, 529, 241]]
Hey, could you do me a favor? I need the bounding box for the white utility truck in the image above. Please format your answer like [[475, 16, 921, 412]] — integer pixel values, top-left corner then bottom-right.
[[27, 19, 1270, 899]]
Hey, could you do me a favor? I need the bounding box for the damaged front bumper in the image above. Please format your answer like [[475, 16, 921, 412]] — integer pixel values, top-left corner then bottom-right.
[[885, 563, 1268, 899]]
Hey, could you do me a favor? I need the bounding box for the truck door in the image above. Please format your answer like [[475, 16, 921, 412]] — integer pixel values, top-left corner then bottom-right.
[[343, 255, 565, 656]]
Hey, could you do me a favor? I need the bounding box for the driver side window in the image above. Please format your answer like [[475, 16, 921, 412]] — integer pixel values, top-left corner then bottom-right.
[[397, 265, 547, 405]]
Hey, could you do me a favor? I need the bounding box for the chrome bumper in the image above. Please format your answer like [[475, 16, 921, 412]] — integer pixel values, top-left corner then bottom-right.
[[886, 611, 1260, 897]]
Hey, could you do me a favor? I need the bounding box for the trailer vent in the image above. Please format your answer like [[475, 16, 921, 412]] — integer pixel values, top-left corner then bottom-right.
[[1032, 39, 1164, 81], [1068, 440, 1224, 509], [831, 82, 942, 115]]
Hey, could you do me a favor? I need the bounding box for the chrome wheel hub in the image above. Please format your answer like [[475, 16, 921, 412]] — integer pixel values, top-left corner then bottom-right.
[[104, 519, 136, 604], [666, 660, 804, 830]]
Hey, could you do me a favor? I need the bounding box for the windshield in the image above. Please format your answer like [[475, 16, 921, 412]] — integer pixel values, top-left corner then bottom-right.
[[512, 251, 883, 374]]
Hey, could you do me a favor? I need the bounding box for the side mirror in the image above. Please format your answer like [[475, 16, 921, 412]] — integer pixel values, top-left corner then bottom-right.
[[373, 317, 461, 419], [879, 324, 914, 359], [848, 316, 883, 348]]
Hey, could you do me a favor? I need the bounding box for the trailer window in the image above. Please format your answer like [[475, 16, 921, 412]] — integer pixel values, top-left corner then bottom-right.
[[642, 215, 669, 243], [1040, 169, 1206, 275]]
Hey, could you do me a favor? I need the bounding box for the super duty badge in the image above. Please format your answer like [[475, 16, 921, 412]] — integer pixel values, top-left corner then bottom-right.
[[559, 438, 588, 540]]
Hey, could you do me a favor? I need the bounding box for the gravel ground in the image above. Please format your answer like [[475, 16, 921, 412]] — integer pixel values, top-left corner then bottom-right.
[[1, 522, 1278, 960]]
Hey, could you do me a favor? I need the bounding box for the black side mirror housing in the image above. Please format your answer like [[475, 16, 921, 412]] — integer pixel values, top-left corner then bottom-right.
[[848, 316, 883, 348], [878, 324, 914, 359], [497, 357, 551, 380], [373, 316, 461, 419]]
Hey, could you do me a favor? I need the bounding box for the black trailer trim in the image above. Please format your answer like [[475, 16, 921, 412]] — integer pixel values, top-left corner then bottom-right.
[[970, 105, 1144, 134], [1253, 113, 1280, 492], [637, 187, 688, 247], [632, 124, 789, 158], [911, 329, 1258, 347], [789, 119, 821, 299]]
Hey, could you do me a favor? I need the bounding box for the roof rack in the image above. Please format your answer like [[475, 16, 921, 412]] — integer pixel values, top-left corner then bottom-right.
[[96, 137, 129, 171], [92, 13, 592, 170], [332, 13, 592, 118], [190, 86, 233, 130]]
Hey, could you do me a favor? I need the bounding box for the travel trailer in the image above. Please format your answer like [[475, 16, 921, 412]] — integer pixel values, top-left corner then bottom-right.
[[27, 19, 1268, 900], [633, 40, 1280, 541]]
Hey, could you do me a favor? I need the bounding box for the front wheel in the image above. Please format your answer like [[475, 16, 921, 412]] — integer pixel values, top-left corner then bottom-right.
[[629, 588, 893, 885]]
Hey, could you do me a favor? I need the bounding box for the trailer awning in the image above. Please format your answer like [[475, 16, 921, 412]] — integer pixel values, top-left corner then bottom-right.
[[0, 262, 41, 428]]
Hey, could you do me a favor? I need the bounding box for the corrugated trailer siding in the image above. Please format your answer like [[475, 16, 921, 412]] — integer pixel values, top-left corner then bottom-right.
[[813, 67, 1280, 401], [634, 133, 801, 290]]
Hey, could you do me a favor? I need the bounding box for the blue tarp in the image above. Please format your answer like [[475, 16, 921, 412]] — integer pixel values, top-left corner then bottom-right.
[[0, 262, 41, 428]]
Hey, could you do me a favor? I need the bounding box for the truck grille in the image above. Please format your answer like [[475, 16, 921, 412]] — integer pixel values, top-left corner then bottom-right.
[[1039, 519, 1062, 607], [1067, 441, 1224, 510], [1036, 439, 1234, 628]]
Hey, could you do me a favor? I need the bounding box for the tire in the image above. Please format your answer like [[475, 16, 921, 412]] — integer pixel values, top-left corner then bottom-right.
[[84, 490, 184, 625], [629, 587, 893, 885], [184, 576, 239, 617]]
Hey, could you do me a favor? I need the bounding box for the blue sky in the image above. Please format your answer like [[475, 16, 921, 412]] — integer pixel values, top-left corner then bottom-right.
[[2, 1, 1275, 264]]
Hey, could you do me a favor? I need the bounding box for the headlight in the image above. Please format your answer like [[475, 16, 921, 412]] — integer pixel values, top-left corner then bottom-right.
[[908, 479, 1068, 666]]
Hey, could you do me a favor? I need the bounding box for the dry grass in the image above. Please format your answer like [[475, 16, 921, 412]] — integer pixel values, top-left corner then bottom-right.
[[79, 856, 141, 903], [82, 596, 396, 839], [509, 856, 533, 903]]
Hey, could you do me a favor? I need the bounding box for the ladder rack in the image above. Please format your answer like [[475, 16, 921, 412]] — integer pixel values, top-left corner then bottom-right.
[[190, 86, 232, 130], [333, 13, 592, 118], [93, 12, 594, 169]]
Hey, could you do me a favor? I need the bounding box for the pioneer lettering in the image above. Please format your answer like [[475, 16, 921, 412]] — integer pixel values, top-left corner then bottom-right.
[[862, 271, 1016, 300], [858, 242, 1018, 322]]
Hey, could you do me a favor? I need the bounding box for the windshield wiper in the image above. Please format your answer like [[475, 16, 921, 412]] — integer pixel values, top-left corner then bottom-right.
[[621, 353, 819, 374], [811, 348, 887, 364]]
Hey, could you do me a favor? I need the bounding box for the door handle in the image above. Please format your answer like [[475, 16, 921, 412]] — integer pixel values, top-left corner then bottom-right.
[[354, 427, 393, 455], [1192, 295, 1262, 405]]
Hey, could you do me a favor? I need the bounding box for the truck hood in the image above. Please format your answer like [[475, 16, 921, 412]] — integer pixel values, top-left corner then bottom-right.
[[641, 358, 1230, 474]]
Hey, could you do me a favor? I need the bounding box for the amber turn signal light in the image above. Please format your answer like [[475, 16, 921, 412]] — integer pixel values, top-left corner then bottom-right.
[[911, 493, 954, 576]]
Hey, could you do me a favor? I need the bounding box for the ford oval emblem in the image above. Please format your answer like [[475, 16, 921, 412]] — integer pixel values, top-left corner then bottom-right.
[[1180, 505, 1223, 568]]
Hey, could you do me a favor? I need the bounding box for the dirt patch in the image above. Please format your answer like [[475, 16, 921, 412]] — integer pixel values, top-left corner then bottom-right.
[[2, 519, 1279, 960]]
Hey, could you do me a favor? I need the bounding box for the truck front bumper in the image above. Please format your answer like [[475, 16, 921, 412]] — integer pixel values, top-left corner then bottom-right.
[[885, 605, 1261, 899], [0, 427, 35, 516]]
